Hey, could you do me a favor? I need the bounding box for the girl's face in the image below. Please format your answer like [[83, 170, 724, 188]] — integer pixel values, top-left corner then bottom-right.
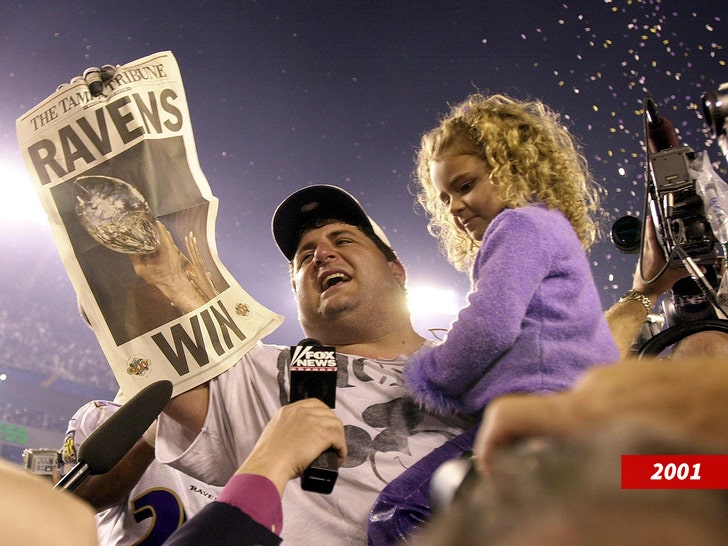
[[429, 153, 506, 241]]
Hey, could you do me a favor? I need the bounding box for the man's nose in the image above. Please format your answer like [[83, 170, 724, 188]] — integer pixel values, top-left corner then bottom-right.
[[313, 243, 337, 265]]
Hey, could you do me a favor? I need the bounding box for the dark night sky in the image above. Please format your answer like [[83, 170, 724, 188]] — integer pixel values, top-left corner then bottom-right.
[[1, 1, 727, 416]]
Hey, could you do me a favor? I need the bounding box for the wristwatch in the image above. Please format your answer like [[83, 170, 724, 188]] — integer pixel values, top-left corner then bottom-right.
[[618, 289, 652, 313]]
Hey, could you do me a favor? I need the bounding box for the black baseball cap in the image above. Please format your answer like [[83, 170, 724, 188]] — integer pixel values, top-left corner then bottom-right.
[[272, 185, 392, 260]]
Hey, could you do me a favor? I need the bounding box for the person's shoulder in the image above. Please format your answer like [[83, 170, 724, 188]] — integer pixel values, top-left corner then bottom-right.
[[490, 205, 556, 232], [227, 342, 287, 370], [505, 204, 565, 221], [503, 205, 573, 234], [210, 343, 287, 389], [483, 206, 576, 260], [67, 400, 120, 433], [63, 400, 121, 464], [246, 342, 286, 359]]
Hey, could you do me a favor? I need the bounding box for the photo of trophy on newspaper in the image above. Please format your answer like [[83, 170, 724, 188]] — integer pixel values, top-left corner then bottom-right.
[[75, 173, 219, 305], [75, 174, 161, 255]]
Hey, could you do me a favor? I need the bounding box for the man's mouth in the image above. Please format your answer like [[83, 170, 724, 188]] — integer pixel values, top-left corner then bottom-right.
[[320, 272, 351, 293]]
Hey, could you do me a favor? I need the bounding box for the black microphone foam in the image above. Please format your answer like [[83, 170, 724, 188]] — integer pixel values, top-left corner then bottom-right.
[[81, 380, 173, 473], [55, 380, 173, 491]]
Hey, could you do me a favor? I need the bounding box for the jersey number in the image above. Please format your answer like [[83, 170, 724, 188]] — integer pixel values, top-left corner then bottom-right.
[[131, 488, 186, 545]]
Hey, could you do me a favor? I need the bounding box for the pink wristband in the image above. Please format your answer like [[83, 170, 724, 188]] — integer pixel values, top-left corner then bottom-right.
[[217, 474, 283, 534]]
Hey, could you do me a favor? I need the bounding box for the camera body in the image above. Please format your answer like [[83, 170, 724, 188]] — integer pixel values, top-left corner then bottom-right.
[[22, 448, 63, 476], [648, 144, 722, 323], [647, 145, 719, 270]]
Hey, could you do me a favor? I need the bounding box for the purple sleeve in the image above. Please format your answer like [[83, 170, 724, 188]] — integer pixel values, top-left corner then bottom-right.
[[217, 474, 283, 534]]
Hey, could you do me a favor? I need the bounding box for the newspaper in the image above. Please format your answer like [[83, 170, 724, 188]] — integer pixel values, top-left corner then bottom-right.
[[16, 51, 284, 398]]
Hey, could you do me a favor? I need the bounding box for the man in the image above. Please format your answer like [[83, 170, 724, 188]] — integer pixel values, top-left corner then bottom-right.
[[59, 397, 346, 546], [61, 399, 223, 545], [57, 304, 223, 545], [134, 185, 472, 544]]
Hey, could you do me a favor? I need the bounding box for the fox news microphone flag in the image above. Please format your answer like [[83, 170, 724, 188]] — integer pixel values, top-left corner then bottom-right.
[[289, 338, 338, 494]]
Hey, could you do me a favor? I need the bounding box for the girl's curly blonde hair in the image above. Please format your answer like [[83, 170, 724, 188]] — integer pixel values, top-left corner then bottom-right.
[[414, 93, 603, 272]]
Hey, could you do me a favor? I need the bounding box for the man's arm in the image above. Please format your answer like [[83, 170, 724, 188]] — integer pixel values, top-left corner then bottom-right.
[[604, 217, 690, 356], [70, 438, 155, 511], [162, 383, 211, 438], [129, 222, 214, 436]]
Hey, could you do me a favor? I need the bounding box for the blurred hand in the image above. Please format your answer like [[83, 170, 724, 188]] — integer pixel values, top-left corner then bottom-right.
[[633, 216, 691, 298], [474, 356, 728, 477]]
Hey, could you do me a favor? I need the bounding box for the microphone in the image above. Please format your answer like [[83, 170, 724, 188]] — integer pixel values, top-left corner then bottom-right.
[[289, 338, 338, 494], [430, 454, 478, 514], [646, 97, 680, 152], [55, 380, 173, 492]]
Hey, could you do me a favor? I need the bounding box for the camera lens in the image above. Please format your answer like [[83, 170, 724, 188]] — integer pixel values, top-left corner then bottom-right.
[[671, 275, 718, 323], [611, 215, 642, 253], [702, 87, 728, 138]]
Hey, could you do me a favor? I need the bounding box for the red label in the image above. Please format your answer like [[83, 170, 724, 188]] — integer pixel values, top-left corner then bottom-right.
[[621, 455, 728, 489]]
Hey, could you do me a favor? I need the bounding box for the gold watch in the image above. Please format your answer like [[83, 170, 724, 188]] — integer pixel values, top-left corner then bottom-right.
[[618, 289, 652, 313]]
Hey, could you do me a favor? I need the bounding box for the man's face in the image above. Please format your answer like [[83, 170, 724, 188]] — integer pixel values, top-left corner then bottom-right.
[[291, 222, 406, 339]]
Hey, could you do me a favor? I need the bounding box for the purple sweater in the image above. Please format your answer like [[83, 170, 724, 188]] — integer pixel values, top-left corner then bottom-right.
[[404, 205, 619, 415]]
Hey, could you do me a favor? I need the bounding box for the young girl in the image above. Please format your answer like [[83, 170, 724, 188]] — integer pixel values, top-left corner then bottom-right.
[[404, 93, 620, 415]]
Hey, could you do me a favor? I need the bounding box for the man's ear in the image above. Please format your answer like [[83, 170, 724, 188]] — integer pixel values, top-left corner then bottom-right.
[[388, 259, 407, 287]]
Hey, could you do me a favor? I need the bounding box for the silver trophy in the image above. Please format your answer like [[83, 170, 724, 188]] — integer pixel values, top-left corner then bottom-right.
[[74, 175, 160, 254]]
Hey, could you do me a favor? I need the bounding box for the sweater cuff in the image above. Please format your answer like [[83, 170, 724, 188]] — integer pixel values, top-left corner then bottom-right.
[[217, 474, 283, 534]]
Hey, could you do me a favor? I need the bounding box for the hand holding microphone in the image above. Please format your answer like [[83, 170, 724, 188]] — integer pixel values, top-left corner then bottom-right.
[[236, 399, 346, 497]]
